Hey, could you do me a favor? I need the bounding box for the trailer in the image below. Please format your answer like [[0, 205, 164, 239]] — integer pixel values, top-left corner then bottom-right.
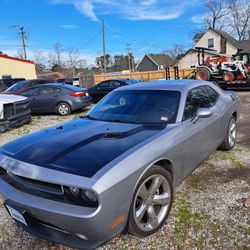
[[216, 79, 250, 90]]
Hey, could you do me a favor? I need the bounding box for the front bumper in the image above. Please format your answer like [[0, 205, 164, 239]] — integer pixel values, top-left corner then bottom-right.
[[0, 155, 127, 249], [0, 111, 31, 132]]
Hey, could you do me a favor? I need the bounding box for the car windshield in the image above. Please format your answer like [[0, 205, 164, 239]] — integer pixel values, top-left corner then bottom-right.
[[4, 80, 28, 92], [88, 90, 181, 124]]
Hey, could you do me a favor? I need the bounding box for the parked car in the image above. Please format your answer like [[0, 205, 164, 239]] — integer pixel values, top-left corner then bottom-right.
[[54, 77, 80, 87], [0, 94, 31, 132], [4, 79, 52, 95], [20, 83, 92, 115], [88, 78, 140, 103], [0, 80, 239, 249], [0, 78, 25, 93]]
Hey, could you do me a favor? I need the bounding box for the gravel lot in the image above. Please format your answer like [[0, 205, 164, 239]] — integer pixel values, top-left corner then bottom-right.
[[0, 92, 249, 250]]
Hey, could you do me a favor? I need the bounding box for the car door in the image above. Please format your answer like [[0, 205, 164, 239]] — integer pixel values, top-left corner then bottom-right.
[[93, 81, 111, 102], [179, 86, 222, 180], [20, 87, 40, 112], [35, 86, 60, 113]]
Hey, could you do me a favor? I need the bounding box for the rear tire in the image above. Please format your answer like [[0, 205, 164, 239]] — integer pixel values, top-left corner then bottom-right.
[[195, 68, 211, 81], [219, 116, 237, 151], [223, 72, 235, 82], [56, 102, 71, 116], [128, 166, 173, 237]]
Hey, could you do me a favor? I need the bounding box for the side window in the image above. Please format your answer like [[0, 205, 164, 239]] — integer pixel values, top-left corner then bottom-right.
[[208, 38, 214, 48], [184, 87, 212, 120], [97, 81, 109, 88], [203, 85, 219, 104], [39, 87, 56, 95], [21, 87, 39, 97], [109, 81, 121, 88]]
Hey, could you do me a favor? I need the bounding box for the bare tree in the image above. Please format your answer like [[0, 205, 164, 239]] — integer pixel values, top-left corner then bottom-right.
[[205, 0, 229, 29], [32, 50, 45, 64], [16, 49, 24, 59], [32, 50, 46, 75], [54, 42, 63, 68], [67, 48, 80, 69], [167, 44, 186, 59], [228, 0, 250, 40]]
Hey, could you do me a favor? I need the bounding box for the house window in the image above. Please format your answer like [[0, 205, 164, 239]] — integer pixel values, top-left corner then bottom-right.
[[208, 38, 214, 48]]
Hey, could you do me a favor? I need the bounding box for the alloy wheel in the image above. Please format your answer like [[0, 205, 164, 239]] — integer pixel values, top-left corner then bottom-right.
[[133, 174, 171, 231], [58, 103, 70, 115], [228, 118, 236, 147]]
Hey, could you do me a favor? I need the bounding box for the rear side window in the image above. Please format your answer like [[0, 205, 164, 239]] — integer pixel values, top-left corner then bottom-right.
[[109, 81, 122, 88], [39, 86, 61, 95], [184, 86, 218, 120]]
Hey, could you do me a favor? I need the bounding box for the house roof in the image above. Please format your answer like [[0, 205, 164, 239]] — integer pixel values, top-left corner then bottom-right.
[[0, 54, 34, 64], [238, 39, 250, 53], [146, 54, 174, 66], [211, 28, 239, 48], [193, 32, 205, 42]]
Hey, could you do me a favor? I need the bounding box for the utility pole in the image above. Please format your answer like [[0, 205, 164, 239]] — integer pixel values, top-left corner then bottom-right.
[[102, 19, 107, 75], [18, 26, 27, 60], [126, 43, 132, 72]]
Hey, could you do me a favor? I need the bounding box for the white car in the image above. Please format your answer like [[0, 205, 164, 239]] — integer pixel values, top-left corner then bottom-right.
[[0, 94, 31, 132]]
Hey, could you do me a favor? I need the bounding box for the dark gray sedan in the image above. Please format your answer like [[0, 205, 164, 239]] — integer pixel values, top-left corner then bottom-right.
[[0, 80, 239, 249], [20, 83, 92, 115]]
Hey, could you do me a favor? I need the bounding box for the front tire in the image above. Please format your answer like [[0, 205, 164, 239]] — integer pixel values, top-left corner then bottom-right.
[[195, 68, 211, 81], [128, 166, 173, 237], [56, 102, 71, 116], [219, 116, 237, 151]]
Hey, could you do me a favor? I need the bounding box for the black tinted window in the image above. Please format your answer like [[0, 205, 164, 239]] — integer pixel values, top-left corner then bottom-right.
[[98, 81, 109, 88], [184, 86, 213, 120], [203, 85, 219, 104], [88, 90, 181, 124], [109, 81, 122, 88]]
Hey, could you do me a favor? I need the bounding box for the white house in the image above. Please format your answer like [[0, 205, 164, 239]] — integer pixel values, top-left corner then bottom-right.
[[177, 28, 249, 69]]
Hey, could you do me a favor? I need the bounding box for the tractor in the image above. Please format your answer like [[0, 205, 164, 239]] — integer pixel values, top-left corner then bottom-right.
[[195, 47, 249, 82]]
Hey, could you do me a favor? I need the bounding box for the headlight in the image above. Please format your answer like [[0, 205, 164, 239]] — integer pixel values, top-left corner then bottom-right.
[[65, 186, 98, 207], [68, 186, 80, 197], [83, 190, 98, 202]]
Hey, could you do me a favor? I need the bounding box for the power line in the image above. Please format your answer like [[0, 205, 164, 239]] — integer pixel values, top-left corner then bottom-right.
[[106, 25, 167, 51], [78, 30, 102, 50]]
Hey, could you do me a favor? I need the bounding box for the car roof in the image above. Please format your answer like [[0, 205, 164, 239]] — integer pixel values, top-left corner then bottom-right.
[[103, 78, 140, 84], [38, 83, 85, 91], [115, 80, 215, 92]]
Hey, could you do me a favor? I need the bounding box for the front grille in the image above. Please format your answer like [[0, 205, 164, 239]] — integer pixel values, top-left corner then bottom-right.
[[15, 100, 30, 115], [3, 103, 14, 118], [3, 100, 30, 119], [0, 167, 63, 196]]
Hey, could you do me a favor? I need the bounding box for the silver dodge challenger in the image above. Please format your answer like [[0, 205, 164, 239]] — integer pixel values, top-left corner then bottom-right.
[[0, 80, 239, 249]]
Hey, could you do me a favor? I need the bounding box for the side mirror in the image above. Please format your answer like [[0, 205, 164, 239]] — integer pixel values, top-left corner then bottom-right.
[[192, 108, 212, 124]]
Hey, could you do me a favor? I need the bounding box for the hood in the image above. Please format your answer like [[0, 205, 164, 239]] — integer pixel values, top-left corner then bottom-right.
[[0, 118, 167, 178], [0, 94, 27, 104]]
